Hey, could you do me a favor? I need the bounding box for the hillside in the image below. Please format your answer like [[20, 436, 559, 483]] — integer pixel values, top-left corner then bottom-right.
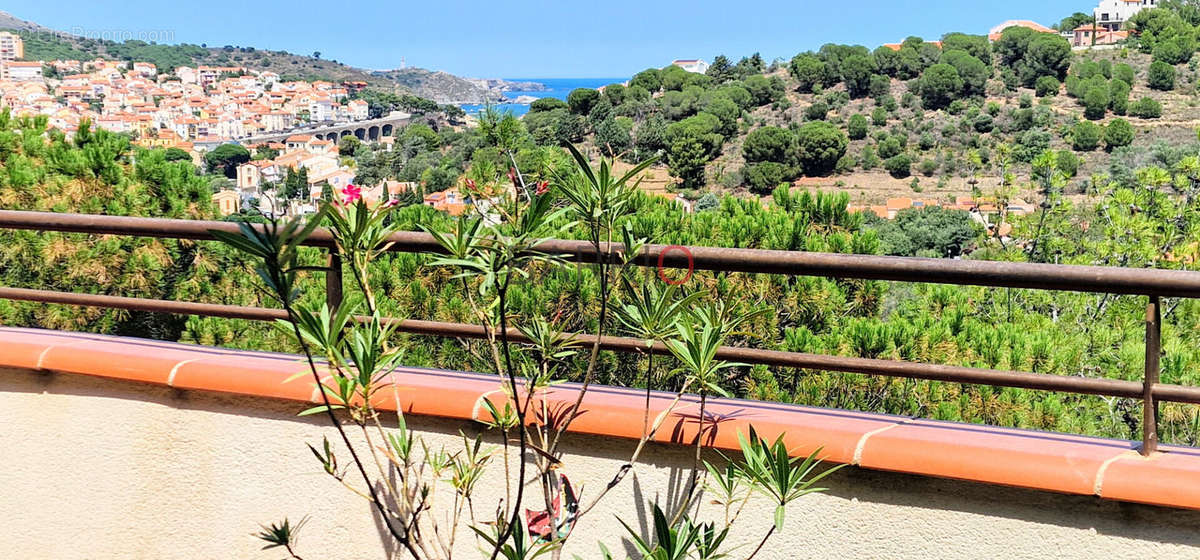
[[0, 10, 519, 104], [371, 68, 544, 103], [518, 12, 1200, 207]]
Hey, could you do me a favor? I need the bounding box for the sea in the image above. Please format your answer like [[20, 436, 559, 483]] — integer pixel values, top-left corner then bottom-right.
[[460, 77, 627, 117]]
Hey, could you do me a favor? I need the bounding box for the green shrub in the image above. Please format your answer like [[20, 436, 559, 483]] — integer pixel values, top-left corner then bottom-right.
[[1148, 61, 1176, 91], [848, 114, 869, 140], [835, 154, 857, 174], [918, 132, 936, 150], [917, 64, 963, 109], [1130, 97, 1163, 119], [1083, 86, 1110, 120], [1113, 63, 1135, 86], [745, 161, 790, 194], [917, 158, 938, 176], [1064, 75, 1084, 98], [884, 153, 913, 177], [805, 101, 829, 121], [794, 121, 849, 175], [1056, 149, 1080, 177], [743, 126, 796, 164], [1105, 118, 1134, 149], [878, 136, 903, 159], [869, 74, 891, 98], [1035, 76, 1060, 97], [1109, 79, 1130, 115], [860, 145, 880, 169], [973, 113, 995, 132], [529, 97, 568, 112], [566, 88, 600, 114], [871, 106, 888, 126]]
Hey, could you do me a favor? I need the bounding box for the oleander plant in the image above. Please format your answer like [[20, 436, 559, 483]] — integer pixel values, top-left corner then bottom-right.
[[216, 144, 840, 559]]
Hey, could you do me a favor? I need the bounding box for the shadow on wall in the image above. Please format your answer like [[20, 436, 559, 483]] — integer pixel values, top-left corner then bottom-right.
[[5, 364, 1200, 555]]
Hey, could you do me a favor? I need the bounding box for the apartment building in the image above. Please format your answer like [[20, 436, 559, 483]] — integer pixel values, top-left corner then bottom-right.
[[0, 32, 24, 62], [5, 61, 43, 82]]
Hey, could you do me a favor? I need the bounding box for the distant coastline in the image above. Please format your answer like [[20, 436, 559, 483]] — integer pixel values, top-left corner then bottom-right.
[[461, 77, 627, 117]]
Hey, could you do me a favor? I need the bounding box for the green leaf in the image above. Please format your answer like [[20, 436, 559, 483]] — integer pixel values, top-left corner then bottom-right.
[[298, 404, 343, 416]]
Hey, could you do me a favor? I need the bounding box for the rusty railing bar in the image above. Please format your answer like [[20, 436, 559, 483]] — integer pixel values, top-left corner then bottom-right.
[[326, 251, 343, 312], [1143, 295, 1162, 455], [4, 285, 1200, 405], [4, 210, 1200, 297]]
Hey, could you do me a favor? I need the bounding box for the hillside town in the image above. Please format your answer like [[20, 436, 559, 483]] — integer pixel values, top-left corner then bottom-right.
[[0, 45, 375, 145]]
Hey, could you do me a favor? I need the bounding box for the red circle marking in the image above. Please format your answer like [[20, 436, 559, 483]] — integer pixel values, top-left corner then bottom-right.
[[657, 245, 695, 286]]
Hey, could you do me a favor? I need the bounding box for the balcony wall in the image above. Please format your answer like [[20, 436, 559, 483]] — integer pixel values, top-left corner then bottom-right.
[[2, 327, 1200, 559]]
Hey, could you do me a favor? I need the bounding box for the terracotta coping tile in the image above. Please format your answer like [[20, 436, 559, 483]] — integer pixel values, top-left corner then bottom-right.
[[2, 327, 1199, 510], [1098, 445, 1200, 510], [857, 418, 1135, 496], [0, 329, 64, 370], [171, 353, 318, 402]]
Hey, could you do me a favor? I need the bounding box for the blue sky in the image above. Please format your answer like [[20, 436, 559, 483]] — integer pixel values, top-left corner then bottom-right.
[[6, 0, 1084, 78]]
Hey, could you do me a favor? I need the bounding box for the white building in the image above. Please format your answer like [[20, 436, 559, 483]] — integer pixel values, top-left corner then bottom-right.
[[175, 66, 197, 85], [672, 59, 710, 74], [131, 62, 157, 77], [5, 61, 44, 82], [309, 98, 333, 122], [348, 99, 369, 121], [1094, 0, 1158, 31]]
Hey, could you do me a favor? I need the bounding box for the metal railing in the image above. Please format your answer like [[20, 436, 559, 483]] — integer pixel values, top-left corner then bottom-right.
[[0, 209, 1194, 455]]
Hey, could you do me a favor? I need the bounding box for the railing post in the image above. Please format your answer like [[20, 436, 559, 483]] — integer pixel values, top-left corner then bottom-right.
[[1142, 295, 1161, 456], [326, 251, 343, 312]]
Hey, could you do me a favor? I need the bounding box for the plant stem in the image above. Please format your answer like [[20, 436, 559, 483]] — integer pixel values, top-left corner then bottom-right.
[[283, 302, 418, 558], [744, 525, 776, 560], [487, 282, 530, 560], [674, 391, 708, 525]]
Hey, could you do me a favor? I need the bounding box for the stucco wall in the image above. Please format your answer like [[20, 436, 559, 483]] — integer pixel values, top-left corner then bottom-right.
[[3, 366, 1199, 559]]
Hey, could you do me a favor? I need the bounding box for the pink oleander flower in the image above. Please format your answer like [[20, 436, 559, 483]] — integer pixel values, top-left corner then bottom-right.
[[508, 168, 519, 189], [340, 184, 362, 204], [383, 198, 400, 208], [535, 180, 549, 196], [464, 178, 477, 191]]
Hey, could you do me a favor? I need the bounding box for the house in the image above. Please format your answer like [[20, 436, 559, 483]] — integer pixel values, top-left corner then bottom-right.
[[132, 62, 157, 77], [284, 134, 314, 151], [385, 180, 416, 203], [175, 66, 197, 85], [1072, 24, 1130, 47], [1094, 0, 1158, 31], [348, 99, 369, 121], [236, 160, 280, 192], [988, 20, 1056, 41], [212, 189, 241, 216], [672, 59, 710, 74], [424, 189, 468, 215], [307, 167, 355, 192], [881, 41, 942, 51]]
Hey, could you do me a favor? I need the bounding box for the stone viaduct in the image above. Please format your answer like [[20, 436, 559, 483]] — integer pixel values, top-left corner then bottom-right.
[[240, 112, 412, 144]]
